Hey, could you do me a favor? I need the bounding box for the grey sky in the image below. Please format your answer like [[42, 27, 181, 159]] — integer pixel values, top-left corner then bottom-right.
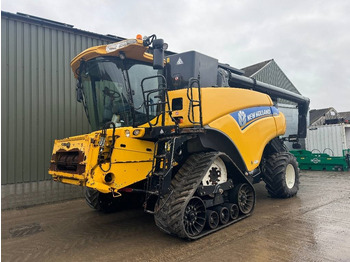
[[2, 0, 350, 111]]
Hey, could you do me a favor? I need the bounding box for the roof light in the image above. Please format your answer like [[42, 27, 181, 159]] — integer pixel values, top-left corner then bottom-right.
[[106, 39, 137, 53], [136, 34, 142, 40]]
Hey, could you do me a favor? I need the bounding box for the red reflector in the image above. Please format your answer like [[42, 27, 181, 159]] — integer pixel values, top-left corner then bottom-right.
[[119, 187, 133, 193]]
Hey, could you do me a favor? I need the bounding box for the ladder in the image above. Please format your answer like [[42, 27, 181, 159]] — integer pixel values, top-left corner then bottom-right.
[[144, 137, 176, 214], [187, 78, 203, 127]]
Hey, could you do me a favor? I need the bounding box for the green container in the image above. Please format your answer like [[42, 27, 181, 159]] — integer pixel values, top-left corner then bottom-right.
[[290, 150, 349, 172]]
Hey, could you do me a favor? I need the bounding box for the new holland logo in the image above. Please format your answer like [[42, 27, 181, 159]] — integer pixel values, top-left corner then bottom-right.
[[176, 57, 184, 65], [238, 110, 247, 127]]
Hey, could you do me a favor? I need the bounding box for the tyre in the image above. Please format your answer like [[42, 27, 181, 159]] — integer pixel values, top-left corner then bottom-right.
[[85, 188, 124, 213], [262, 152, 299, 198]]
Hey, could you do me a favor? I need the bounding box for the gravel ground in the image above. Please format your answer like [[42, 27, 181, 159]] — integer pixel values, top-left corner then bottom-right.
[[2, 170, 350, 262]]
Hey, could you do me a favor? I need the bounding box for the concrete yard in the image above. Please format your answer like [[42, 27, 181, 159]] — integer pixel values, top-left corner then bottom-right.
[[2, 170, 350, 262]]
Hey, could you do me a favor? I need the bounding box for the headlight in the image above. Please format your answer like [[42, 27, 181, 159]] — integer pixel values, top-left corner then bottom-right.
[[133, 129, 141, 136]]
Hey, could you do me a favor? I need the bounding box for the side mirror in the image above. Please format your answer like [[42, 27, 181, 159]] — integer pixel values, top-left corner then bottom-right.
[[153, 39, 166, 69], [76, 80, 83, 103], [76, 88, 83, 103]]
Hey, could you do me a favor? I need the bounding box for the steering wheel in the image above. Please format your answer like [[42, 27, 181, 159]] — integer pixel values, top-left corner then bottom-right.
[[103, 86, 121, 99]]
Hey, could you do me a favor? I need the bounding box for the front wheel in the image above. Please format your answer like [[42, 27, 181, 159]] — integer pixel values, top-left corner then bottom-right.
[[84, 188, 144, 213], [262, 152, 299, 198], [85, 188, 122, 212]]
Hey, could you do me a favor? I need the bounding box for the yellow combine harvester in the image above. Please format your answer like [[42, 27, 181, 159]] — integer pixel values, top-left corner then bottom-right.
[[49, 35, 309, 239]]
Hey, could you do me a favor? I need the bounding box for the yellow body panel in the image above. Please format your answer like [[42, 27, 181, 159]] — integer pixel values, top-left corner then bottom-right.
[[165, 88, 273, 125], [49, 127, 154, 194], [164, 87, 286, 171], [208, 114, 284, 171]]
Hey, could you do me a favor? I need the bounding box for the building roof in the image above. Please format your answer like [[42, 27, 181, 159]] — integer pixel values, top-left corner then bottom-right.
[[309, 108, 350, 125], [241, 59, 272, 77], [338, 111, 350, 121], [309, 108, 333, 125], [1, 11, 125, 42], [240, 59, 302, 105], [1, 11, 177, 56]]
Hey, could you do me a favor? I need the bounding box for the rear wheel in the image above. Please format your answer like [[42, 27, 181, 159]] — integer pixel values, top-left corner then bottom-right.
[[262, 152, 299, 198]]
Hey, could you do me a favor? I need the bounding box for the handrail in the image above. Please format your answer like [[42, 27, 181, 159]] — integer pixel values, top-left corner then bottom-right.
[[186, 78, 203, 127]]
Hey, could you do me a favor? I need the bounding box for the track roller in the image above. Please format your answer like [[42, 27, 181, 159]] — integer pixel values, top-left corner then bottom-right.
[[223, 203, 239, 220], [214, 206, 230, 225], [206, 210, 219, 229], [231, 183, 255, 215]]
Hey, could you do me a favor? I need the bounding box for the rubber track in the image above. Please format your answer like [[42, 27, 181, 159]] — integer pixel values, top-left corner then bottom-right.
[[263, 152, 299, 198], [154, 152, 251, 239]]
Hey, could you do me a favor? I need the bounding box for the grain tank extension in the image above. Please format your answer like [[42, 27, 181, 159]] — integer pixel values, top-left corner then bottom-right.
[[49, 35, 310, 239]]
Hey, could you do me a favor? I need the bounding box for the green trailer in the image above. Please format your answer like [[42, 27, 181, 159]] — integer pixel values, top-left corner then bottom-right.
[[290, 149, 350, 172]]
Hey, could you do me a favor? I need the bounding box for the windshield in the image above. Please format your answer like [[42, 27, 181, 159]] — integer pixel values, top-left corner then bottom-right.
[[80, 57, 161, 130]]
